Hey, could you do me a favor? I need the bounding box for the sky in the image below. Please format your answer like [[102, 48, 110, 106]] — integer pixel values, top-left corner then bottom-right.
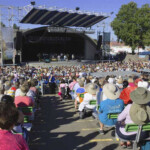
[[0, 0, 149, 40]]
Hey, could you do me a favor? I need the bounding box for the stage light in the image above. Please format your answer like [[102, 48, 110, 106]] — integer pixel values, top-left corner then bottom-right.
[[31, 1, 36, 6], [75, 7, 80, 11]]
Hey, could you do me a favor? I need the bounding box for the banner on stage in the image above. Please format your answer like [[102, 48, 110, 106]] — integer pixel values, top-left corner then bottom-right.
[[1, 27, 14, 60]]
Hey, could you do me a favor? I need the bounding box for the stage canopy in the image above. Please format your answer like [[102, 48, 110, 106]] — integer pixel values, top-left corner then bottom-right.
[[20, 8, 108, 28]]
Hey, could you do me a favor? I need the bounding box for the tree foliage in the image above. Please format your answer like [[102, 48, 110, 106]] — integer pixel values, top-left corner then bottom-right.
[[13, 23, 19, 30], [1, 22, 6, 27], [111, 2, 150, 53]]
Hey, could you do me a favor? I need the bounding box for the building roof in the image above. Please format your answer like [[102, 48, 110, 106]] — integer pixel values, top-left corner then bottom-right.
[[110, 41, 125, 47], [20, 8, 108, 28]]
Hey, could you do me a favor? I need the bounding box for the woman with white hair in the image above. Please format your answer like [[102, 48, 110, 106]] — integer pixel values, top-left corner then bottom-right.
[[78, 83, 99, 119], [14, 85, 34, 107]]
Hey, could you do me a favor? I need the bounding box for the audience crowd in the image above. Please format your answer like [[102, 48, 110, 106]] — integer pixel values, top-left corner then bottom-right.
[[0, 60, 150, 149]]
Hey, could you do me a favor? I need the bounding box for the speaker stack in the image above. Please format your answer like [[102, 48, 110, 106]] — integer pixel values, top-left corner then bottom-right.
[[97, 35, 102, 50], [15, 55, 20, 64], [15, 31, 22, 50]]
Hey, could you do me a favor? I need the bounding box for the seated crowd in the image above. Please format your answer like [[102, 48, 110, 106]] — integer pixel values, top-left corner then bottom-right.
[[0, 68, 41, 150], [63, 72, 150, 149], [0, 63, 150, 149]]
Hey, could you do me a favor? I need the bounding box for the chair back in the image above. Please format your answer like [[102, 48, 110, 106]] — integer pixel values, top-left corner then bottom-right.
[[18, 107, 33, 123], [89, 100, 97, 105], [78, 93, 86, 103], [107, 113, 119, 119], [125, 123, 150, 132], [18, 107, 33, 115]]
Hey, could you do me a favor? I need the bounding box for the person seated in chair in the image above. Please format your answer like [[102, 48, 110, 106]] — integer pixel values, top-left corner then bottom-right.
[[78, 83, 99, 119], [58, 79, 67, 100], [116, 87, 150, 148], [0, 102, 29, 150], [14, 85, 34, 107], [98, 83, 124, 135], [75, 79, 85, 109], [0, 95, 25, 138], [69, 76, 79, 100]]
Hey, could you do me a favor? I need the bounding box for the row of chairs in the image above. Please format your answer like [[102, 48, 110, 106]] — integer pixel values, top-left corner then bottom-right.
[[76, 92, 150, 150], [12, 93, 40, 143]]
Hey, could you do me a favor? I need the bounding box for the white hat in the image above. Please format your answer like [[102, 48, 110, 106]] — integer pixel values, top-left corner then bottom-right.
[[91, 79, 96, 83], [103, 83, 120, 100], [85, 83, 99, 95], [138, 81, 148, 89], [108, 78, 115, 84]]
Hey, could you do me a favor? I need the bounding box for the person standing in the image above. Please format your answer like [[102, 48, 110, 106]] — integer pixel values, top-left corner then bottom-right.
[[72, 54, 75, 60], [48, 74, 56, 94], [64, 54, 67, 61]]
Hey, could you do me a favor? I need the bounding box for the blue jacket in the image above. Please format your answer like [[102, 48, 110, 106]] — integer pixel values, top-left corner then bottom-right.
[[99, 98, 124, 126], [48, 76, 55, 83]]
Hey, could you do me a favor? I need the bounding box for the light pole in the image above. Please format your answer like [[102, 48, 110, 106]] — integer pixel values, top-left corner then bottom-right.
[[0, 7, 3, 66]]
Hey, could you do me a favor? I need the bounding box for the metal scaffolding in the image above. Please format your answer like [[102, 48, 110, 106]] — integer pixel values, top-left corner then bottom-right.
[[0, 4, 110, 65], [0, 4, 33, 65]]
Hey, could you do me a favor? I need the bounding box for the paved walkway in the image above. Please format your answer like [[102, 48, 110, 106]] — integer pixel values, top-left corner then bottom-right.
[[29, 95, 124, 150]]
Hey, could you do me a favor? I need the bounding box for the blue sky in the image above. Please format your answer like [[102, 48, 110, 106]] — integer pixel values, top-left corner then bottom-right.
[[0, 0, 149, 40]]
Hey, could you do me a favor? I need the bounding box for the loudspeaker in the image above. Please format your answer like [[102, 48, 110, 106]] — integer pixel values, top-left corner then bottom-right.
[[97, 35, 102, 50], [15, 55, 20, 64], [15, 31, 22, 50]]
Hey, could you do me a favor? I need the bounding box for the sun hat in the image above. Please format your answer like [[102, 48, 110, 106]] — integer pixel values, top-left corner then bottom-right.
[[130, 103, 150, 125], [85, 83, 99, 95], [138, 81, 149, 89], [130, 87, 150, 104], [108, 78, 115, 84], [103, 83, 120, 100], [91, 78, 96, 83]]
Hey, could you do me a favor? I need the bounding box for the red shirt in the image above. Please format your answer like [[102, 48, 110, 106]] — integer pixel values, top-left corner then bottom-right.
[[0, 130, 29, 150], [11, 86, 17, 91], [15, 96, 34, 107]]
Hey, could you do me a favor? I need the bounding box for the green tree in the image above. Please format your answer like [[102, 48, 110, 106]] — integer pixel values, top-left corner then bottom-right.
[[0, 22, 6, 27], [13, 23, 19, 30], [111, 2, 150, 54]]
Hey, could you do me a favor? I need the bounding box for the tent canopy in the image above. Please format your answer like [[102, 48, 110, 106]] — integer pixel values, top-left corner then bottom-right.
[[20, 8, 108, 28]]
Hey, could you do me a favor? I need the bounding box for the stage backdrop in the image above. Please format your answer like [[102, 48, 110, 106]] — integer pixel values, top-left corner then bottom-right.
[[1, 27, 14, 60]]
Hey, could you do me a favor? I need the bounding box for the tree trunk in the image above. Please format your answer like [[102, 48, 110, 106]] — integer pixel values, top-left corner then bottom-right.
[[132, 49, 135, 55]]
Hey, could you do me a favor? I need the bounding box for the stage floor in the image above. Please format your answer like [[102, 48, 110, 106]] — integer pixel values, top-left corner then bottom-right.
[[23, 60, 99, 67]]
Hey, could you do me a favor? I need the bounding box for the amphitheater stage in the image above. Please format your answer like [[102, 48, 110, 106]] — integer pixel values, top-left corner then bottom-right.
[[24, 60, 100, 67]]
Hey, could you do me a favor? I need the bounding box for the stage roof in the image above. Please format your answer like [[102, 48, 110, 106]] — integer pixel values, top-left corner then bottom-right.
[[20, 8, 108, 28]]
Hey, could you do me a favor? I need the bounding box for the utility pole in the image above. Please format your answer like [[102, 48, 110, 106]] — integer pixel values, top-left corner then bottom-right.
[[102, 22, 105, 59], [0, 7, 3, 66]]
